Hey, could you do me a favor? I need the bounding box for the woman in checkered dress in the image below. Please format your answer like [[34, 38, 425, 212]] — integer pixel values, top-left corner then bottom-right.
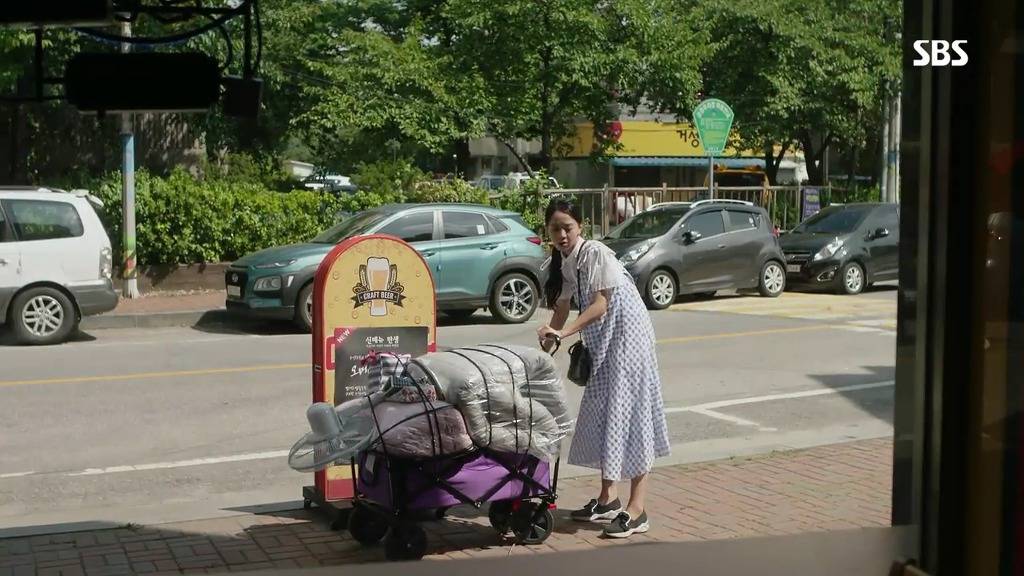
[[537, 198, 671, 538]]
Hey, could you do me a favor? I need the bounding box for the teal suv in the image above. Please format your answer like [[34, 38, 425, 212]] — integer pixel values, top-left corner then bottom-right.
[[225, 204, 546, 330]]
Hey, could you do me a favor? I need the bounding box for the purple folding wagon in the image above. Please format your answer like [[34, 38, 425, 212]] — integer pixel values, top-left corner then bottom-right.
[[345, 448, 561, 561], [339, 345, 566, 561]]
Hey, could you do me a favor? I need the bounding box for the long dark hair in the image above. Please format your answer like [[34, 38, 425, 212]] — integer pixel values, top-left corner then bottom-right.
[[544, 198, 584, 308]]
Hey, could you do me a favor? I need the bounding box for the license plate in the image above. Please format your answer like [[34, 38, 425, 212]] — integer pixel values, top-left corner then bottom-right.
[[786, 264, 802, 273], [227, 285, 241, 297]]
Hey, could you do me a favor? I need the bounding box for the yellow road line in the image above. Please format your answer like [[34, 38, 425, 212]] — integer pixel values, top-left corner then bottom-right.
[[0, 363, 307, 388], [656, 324, 831, 345], [2, 325, 834, 388]]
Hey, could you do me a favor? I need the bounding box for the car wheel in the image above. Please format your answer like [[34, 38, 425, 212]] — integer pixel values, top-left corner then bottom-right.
[[644, 269, 677, 310], [839, 262, 866, 295], [10, 287, 77, 345], [294, 283, 314, 332], [443, 309, 476, 322], [489, 273, 539, 324], [758, 261, 786, 297]]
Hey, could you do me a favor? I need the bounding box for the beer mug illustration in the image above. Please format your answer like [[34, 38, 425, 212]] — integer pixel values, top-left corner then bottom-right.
[[366, 257, 391, 317]]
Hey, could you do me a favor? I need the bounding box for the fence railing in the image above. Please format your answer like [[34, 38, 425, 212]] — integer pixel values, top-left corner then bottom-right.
[[489, 184, 835, 239]]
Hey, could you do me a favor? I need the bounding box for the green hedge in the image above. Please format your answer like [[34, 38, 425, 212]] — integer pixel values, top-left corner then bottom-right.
[[86, 163, 547, 266], [91, 169, 341, 265]]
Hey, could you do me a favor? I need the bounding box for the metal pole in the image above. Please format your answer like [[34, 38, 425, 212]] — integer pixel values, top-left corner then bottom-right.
[[895, 107, 902, 203], [121, 21, 139, 299], [891, 92, 902, 203], [823, 144, 830, 188], [708, 156, 715, 199], [879, 94, 891, 202], [601, 184, 610, 237]]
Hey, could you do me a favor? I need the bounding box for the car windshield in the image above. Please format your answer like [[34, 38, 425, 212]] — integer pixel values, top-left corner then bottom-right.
[[605, 206, 690, 239], [792, 205, 873, 234], [311, 211, 389, 243]]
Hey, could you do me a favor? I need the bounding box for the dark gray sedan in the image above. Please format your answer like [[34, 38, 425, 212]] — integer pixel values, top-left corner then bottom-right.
[[601, 200, 787, 310]]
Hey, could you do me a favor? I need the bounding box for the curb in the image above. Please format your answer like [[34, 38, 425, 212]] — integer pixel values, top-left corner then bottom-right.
[[80, 309, 266, 331]]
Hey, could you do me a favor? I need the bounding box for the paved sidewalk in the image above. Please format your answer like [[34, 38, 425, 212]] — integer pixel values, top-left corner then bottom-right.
[[0, 438, 893, 575], [80, 291, 244, 331]]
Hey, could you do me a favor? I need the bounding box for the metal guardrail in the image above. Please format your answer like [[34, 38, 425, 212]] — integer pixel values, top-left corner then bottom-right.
[[489, 184, 833, 239]]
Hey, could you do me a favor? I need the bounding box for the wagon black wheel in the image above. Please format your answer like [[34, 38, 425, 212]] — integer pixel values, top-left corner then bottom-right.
[[384, 522, 427, 561], [510, 502, 554, 545], [348, 505, 389, 546], [488, 501, 515, 535]]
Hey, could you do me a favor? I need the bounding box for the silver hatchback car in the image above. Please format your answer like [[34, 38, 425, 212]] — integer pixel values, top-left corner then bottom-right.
[[601, 200, 787, 309]]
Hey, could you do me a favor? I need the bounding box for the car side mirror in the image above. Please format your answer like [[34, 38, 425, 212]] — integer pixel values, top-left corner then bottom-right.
[[682, 230, 702, 244], [871, 227, 890, 240]]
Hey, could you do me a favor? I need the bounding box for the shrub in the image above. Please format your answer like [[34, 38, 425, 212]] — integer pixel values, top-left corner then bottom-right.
[[90, 168, 340, 265]]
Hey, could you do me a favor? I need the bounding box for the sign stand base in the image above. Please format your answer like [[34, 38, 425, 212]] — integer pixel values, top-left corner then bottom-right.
[[302, 485, 353, 531]]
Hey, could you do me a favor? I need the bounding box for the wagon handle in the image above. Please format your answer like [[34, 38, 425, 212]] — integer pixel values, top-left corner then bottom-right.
[[542, 334, 561, 356]]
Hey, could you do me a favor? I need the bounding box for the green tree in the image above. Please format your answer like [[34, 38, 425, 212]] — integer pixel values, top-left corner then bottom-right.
[[293, 25, 491, 170], [201, 0, 338, 159], [701, 0, 901, 184], [443, 0, 709, 171], [293, 0, 709, 174]]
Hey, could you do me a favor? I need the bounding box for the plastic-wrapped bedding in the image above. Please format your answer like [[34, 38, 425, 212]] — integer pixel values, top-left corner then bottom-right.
[[365, 400, 474, 459], [405, 344, 574, 461], [288, 391, 474, 472]]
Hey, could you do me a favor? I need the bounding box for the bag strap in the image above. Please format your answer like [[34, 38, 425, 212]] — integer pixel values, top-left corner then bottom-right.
[[575, 240, 586, 309], [576, 241, 586, 345]]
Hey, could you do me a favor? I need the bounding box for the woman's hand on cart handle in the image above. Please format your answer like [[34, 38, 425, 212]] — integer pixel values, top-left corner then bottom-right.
[[538, 325, 562, 354]]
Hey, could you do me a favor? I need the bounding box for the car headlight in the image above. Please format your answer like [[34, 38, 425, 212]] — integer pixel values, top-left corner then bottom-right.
[[253, 276, 283, 291], [254, 259, 297, 269], [619, 240, 656, 265], [813, 238, 846, 261]]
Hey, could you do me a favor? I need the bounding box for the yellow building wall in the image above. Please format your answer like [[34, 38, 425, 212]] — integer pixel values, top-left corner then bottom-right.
[[561, 120, 764, 159]]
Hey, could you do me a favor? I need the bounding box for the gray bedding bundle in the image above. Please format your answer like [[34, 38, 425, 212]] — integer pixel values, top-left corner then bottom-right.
[[288, 344, 574, 473], [406, 344, 574, 462]]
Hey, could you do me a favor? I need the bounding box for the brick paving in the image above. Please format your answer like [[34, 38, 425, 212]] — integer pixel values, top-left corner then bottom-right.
[[0, 438, 893, 575]]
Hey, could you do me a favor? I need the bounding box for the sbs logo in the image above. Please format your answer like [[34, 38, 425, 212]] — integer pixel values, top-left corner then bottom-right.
[[912, 40, 968, 67]]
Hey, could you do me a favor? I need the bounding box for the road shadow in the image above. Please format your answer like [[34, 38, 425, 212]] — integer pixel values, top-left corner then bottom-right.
[[865, 283, 899, 293], [0, 327, 98, 347], [437, 311, 520, 327], [188, 312, 305, 337], [807, 365, 896, 425], [785, 282, 898, 296], [664, 292, 748, 310]]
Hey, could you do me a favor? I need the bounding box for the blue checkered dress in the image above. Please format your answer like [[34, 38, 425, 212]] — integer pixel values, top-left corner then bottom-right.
[[560, 241, 671, 481]]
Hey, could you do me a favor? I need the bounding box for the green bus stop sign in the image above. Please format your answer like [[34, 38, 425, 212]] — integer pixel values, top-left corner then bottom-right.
[[693, 99, 734, 156]]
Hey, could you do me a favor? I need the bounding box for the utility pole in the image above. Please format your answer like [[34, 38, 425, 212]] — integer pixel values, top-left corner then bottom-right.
[[120, 20, 139, 298], [890, 91, 902, 202], [880, 93, 891, 202], [708, 156, 715, 199]]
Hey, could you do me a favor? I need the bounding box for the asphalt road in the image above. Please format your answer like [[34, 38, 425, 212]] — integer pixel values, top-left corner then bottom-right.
[[0, 287, 898, 535]]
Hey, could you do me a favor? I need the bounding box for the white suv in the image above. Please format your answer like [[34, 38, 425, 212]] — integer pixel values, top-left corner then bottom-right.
[[0, 187, 118, 344]]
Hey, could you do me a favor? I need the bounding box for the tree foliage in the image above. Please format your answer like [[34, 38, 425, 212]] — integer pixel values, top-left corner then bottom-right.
[[293, 0, 710, 172], [0, 0, 900, 187], [701, 0, 901, 183]]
